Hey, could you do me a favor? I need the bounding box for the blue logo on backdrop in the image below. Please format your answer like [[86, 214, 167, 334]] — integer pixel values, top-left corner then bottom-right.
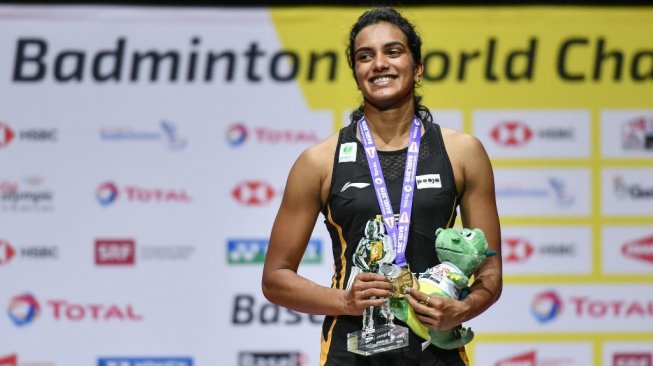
[[227, 238, 323, 264], [100, 120, 187, 150], [98, 357, 193, 366]]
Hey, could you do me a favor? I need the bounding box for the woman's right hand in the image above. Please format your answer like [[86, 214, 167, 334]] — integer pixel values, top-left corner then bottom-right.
[[343, 272, 393, 315]]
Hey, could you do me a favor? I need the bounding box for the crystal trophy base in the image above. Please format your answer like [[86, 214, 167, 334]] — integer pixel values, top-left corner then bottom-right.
[[347, 324, 409, 356]]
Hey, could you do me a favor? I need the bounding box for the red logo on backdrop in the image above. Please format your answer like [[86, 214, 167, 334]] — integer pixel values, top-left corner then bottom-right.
[[490, 121, 533, 147], [0, 354, 17, 366], [622, 235, 653, 264], [503, 237, 534, 263], [0, 123, 15, 148], [495, 350, 536, 366], [95, 239, 136, 265], [232, 180, 275, 206], [0, 240, 16, 265], [613, 353, 652, 366]]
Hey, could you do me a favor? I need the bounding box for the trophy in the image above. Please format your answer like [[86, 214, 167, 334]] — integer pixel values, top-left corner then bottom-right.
[[347, 218, 411, 355]]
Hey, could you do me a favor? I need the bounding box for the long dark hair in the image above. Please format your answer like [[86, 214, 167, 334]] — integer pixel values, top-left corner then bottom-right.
[[346, 7, 432, 124]]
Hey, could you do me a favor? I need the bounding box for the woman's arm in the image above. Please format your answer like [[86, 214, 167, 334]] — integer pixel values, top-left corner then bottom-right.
[[262, 140, 391, 316], [406, 132, 502, 330]]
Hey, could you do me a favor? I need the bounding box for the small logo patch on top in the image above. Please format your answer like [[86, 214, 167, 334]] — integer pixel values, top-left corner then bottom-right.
[[339, 142, 357, 163], [416, 174, 442, 189]]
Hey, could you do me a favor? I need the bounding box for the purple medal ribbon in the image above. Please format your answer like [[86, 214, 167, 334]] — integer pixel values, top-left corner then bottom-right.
[[358, 116, 421, 268]]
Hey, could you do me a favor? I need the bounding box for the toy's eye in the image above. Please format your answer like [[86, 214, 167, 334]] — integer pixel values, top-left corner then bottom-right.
[[464, 231, 476, 240]]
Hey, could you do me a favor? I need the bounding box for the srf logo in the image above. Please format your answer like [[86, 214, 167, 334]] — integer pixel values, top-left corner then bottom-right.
[[95, 239, 136, 265]]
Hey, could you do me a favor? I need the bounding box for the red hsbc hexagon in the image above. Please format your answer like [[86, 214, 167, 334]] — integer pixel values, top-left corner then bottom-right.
[[232, 180, 276, 206], [503, 236, 534, 263], [0, 122, 15, 148], [0, 240, 16, 265], [490, 121, 533, 147]]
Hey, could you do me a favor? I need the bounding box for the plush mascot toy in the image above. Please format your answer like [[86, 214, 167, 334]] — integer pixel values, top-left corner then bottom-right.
[[389, 227, 496, 350]]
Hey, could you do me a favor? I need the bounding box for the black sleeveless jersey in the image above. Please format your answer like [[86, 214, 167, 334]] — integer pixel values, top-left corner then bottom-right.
[[319, 120, 467, 366]]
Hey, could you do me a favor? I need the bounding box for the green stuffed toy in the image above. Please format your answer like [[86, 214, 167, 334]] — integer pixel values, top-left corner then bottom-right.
[[389, 227, 496, 350]]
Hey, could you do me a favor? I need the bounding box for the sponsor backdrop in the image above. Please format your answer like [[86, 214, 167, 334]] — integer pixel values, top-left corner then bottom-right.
[[1, 5, 652, 366]]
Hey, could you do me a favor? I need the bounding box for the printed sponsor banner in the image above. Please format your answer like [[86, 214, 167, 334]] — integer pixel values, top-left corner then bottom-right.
[[469, 284, 653, 332], [601, 110, 653, 158], [494, 168, 591, 216], [473, 342, 592, 366], [602, 226, 653, 274], [601, 168, 653, 216], [501, 226, 592, 275], [0, 4, 652, 366], [473, 109, 591, 158], [603, 342, 653, 366]]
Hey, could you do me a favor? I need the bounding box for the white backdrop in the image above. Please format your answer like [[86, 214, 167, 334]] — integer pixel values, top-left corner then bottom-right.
[[1, 5, 652, 366]]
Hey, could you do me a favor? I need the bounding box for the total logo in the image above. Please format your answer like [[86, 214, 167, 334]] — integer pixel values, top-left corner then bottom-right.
[[7, 293, 143, 326], [96, 181, 192, 206], [494, 350, 572, 366], [490, 120, 574, 147], [622, 235, 653, 264], [613, 352, 652, 366], [238, 352, 307, 366], [503, 236, 575, 263], [225, 122, 320, 147], [98, 357, 193, 366], [531, 290, 653, 323], [531, 290, 563, 323], [0, 121, 57, 149], [8, 293, 41, 326], [232, 180, 277, 206], [227, 238, 322, 264], [622, 115, 653, 151]]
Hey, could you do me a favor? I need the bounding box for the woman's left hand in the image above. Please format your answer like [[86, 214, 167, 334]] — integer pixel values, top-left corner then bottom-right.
[[405, 288, 470, 331]]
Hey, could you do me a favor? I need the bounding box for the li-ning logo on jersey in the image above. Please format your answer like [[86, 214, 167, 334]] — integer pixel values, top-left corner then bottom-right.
[[416, 174, 442, 189], [341, 182, 370, 192]]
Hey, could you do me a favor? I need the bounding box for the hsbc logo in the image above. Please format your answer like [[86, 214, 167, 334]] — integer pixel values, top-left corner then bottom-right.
[[491, 121, 533, 146], [490, 121, 575, 147], [622, 235, 653, 264], [0, 122, 15, 148], [0, 121, 56, 149], [0, 240, 16, 265], [232, 180, 276, 206], [95, 239, 135, 265], [503, 237, 534, 263], [613, 353, 652, 366], [494, 350, 573, 366], [503, 236, 576, 263]]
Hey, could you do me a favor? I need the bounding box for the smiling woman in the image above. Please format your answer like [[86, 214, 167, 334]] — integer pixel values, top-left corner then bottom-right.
[[262, 7, 502, 366]]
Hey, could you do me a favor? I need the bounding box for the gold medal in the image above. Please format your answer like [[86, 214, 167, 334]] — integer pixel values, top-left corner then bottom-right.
[[389, 268, 418, 298]]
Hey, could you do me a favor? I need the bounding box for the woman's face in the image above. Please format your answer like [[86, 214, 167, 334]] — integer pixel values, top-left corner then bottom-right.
[[353, 21, 422, 111]]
